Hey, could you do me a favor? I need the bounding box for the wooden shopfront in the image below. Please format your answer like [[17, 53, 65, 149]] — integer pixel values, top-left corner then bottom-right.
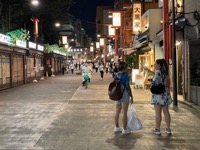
[[44, 52, 66, 76], [0, 40, 27, 90], [26, 42, 44, 83], [0, 44, 12, 90], [11, 40, 27, 87]]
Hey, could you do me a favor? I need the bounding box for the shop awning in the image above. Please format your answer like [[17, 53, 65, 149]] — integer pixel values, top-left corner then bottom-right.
[[122, 47, 135, 55]]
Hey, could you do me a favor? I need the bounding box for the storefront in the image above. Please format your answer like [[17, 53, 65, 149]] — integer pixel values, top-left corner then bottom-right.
[[0, 46, 12, 90], [0, 35, 27, 89], [44, 51, 66, 76], [139, 49, 154, 73], [27, 42, 44, 82], [11, 40, 27, 87]]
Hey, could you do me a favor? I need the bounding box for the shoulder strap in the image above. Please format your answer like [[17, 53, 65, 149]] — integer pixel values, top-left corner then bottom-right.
[[120, 73, 126, 93]]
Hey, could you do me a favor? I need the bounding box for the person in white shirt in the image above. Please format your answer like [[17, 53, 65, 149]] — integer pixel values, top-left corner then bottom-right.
[[70, 63, 74, 74], [94, 62, 99, 72], [88, 63, 93, 82], [106, 62, 109, 73], [99, 63, 104, 79]]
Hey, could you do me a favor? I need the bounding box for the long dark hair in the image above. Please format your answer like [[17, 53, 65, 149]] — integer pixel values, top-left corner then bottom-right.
[[156, 58, 168, 76], [118, 61, 127, 71]]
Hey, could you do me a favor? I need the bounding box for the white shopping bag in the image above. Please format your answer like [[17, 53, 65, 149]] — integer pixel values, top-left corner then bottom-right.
[[127, 105, 142, 131]]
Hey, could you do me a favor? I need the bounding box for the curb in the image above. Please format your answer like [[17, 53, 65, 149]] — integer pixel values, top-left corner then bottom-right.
[[178, 100, 200, 111]]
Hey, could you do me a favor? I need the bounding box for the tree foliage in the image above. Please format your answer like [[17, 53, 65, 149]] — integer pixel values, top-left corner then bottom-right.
[[190, 58, 200, 86], [125, 51, 143, 69]]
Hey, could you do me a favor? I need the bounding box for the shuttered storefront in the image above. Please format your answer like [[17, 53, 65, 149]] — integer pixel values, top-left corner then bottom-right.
[[0, 53, 11, 90]]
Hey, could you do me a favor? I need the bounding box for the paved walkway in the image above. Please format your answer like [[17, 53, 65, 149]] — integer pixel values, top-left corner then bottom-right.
[[0, 71, 200, 150]]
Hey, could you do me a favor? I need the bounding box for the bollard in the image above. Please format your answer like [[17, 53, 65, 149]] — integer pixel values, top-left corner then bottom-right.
[[46, 71, 48, 77]]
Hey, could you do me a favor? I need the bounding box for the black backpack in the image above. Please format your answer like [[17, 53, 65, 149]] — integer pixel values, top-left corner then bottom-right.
[[108, 74, 125, 101]]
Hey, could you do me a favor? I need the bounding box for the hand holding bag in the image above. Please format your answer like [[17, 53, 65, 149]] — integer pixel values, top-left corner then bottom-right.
[[127, 105, 142, 131]]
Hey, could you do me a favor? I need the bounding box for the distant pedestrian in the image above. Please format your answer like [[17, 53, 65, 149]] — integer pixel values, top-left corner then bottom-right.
[[99, 63, 104, 79], [62, 65, 65, 75], [94, 62, 99, 72], [79, 63, 81, 70], [149, 58, 172, 135], [106, 62, 109, 73], [70, 63, 74, 74], [112, 63, 118, 78], [110, 62, 113, 73], [113, 61, 133, 134]]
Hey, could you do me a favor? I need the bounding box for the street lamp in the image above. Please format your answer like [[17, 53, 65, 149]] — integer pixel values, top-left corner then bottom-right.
[[31, 0, 40, 82], [172, 0, 178, 106], [55, 22, 61, 27], [31, 0, 40, 43], [31, 0, 39, 6]]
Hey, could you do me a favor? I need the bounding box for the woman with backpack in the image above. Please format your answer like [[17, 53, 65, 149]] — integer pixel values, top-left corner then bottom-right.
[[114, 61, 133, 134]]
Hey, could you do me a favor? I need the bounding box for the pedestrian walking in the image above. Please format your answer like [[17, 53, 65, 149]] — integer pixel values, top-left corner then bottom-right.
[[106, 62, 109, 73], [110, 61, 113, 73], [88, 63, 93, 82], [112, 63, 118, 78], [148, 58, 172, 135], [70, 63, 74, 74], [113, 61, 133, 134], [81, 63, 91, 86], [99, 63, 104, 79], [94, 62, 99, 73], [62, 64, 65, 75]]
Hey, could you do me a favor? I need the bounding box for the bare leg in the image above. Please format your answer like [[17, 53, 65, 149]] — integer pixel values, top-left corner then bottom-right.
[[115, 104, 122, 127], [154, 105, 162, 129], [162, 105, 171, 129], [122, 103, 129, 129]]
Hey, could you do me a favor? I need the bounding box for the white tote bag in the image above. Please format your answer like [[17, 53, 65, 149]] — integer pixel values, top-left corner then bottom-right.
[[127, 105, 142, 131]]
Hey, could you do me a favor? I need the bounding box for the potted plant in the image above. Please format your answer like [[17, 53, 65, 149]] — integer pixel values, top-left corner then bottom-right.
[[190, 58, 200, 105]]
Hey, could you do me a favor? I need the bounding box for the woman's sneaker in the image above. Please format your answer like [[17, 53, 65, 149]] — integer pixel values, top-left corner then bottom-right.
[[165, 128, 172, 135], [122, 128, 131, 135], [151, 128, 161, 135], [114, 127, 123, 133]]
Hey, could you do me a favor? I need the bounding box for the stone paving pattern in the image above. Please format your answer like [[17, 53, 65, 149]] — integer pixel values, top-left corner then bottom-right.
[[0, 71, 200, 150]]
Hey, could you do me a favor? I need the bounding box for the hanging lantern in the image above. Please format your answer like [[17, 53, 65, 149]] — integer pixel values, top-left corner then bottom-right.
[[112, 12, 121, 27], [100, 38, 105, 46]]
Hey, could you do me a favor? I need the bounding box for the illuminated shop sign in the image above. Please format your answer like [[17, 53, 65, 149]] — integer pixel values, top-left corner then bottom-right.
[[28, 41, 36, 49], [53, 50, 66, 56], [16, 40, 26, 48], [108, 25, 115, 36], [100, 38, 105, 46], [62, 36, 67, 44], [0, 34, 11, 44], [112, 12, 121, 27], [133, 3, 141, 34], [37, 45, 44, 51], [96, 42, 100, 49]]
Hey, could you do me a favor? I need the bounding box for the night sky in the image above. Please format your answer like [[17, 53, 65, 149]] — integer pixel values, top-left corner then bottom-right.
[[69, 0, 114, 41]]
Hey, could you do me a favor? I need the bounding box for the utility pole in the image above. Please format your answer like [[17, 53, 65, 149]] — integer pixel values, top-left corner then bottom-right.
[[8, 0, 10, 31], [172, 0, 178, 106]]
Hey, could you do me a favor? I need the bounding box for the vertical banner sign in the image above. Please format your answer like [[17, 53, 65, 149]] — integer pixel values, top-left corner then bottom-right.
[[108, 25, 115, 36], [133, 3, 141, 34], [100, 38, 105, 46], [31, 18, 39, 35], [112, 12, 121, 27], [96, 42, 100, 49], [62, 36, 67, 44], [90, 46, 94, 52]]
